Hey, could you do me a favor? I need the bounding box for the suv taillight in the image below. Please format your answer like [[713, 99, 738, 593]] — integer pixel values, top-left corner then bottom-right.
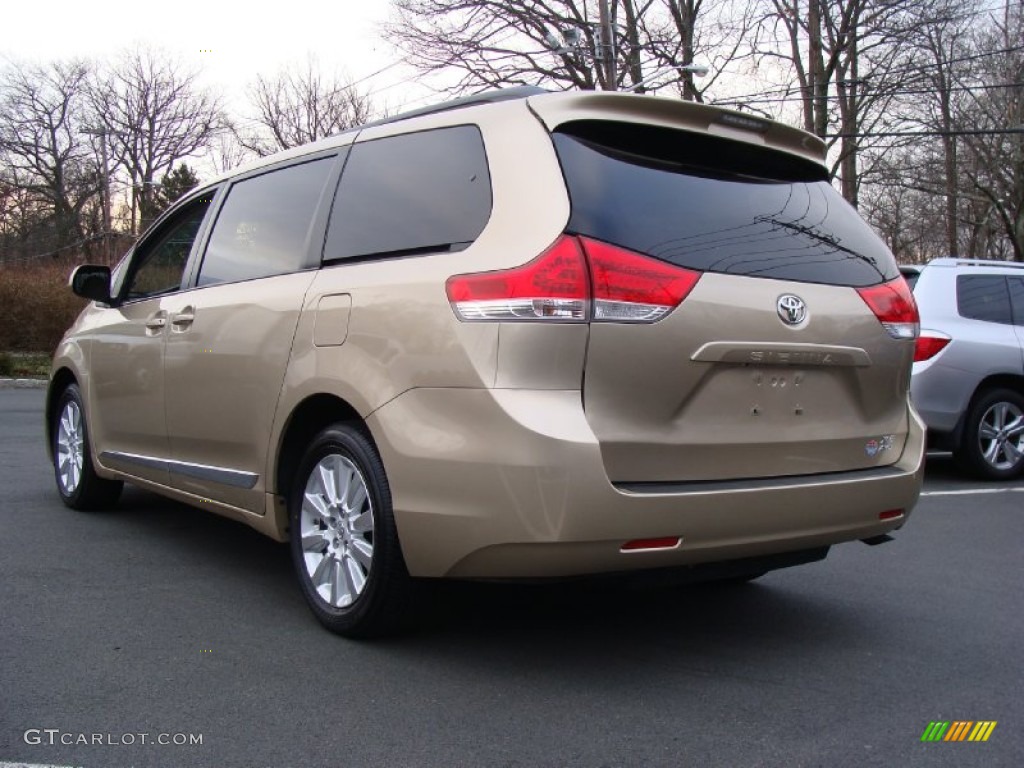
[[856, 278, 920, 340], [445, 235, 700, 322], [914, 332, 951, 362]]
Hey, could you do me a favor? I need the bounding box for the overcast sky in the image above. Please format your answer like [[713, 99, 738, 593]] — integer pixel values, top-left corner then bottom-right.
[[1, 0, 434, 114]]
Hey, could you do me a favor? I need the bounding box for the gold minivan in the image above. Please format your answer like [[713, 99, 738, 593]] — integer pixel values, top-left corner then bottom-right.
[[48, 88, 925, 636]]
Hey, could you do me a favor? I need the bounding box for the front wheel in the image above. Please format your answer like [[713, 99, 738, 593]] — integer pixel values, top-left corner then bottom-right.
[[288, 423, 413, 637], [52, 383, 123, 510], [956, 388, 1024, 480]]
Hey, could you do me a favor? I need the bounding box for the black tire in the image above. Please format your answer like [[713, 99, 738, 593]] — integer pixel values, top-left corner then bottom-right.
[[288, 423, 413, 638], [52, 383, 123, 510], [955, 388, 1024, 481]]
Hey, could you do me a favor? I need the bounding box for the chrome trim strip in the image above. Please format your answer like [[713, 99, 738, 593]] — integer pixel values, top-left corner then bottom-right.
[[690, 341, 871, 367], [100, 451, 259, 489], [169, 459, 259, 489], [101, 451, 166, 472], [615, 466, 906, 495]]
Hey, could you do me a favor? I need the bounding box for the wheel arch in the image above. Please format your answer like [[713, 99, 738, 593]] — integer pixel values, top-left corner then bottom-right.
[[45, 367, 79, 460], [953, 373, 1024, 444], [273, 393, 375, 501]]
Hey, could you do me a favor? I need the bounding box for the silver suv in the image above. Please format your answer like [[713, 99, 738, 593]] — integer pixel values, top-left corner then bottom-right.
[[907, 258, 1024, 479]]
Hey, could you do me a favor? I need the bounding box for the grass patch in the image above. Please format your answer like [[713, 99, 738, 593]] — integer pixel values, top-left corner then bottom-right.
[[0, 351, 51, 378]]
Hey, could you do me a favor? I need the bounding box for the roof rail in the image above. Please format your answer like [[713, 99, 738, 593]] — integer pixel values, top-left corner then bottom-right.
[[360, 86, 550, 130], [928, 257, 1024, 269]]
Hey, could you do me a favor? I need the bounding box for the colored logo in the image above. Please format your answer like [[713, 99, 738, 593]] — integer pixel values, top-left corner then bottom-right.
[[921, 721, 997, 742], [865, 434, 895, 457]]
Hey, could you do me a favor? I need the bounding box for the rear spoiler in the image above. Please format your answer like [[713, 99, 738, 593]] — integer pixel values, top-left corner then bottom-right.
[[526, 91, 826, 166]]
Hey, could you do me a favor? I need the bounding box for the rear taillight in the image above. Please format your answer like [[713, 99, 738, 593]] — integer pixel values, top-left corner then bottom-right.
[[445, 235, 700, 323], [914, 331, 951, 362], [856, 278, 919, 340], [584, 237, 701, 322], [444, 236, 588, 321]]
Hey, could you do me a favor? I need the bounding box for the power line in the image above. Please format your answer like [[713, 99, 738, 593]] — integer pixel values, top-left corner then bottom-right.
[[715, 80, 1024, 108], [827, 127, 1024, 138], [0, 231, 125, 265], [715, 43, 1024, 106], [324, 60, 405, 99]]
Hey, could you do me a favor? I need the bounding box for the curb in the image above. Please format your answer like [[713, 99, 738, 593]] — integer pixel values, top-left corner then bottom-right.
[[0, 377, 47, 389]]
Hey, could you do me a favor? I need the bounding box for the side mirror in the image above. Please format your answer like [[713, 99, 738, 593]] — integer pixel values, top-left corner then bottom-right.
[[69, 265, 113, 304]]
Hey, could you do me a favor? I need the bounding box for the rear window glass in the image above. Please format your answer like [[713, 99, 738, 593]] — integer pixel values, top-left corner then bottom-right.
[[324, 125, 491, 261], [552, 121, 899, 287], [957, 275, 1012, 324]]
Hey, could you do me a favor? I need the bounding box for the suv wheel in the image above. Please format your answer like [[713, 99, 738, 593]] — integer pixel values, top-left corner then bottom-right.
[[956, 388, 1024, 480], [288, 423, 412, 637], [52, 383, 123, 510]]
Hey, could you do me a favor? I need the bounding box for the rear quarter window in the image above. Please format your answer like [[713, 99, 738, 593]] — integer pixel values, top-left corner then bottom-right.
[[324, 125, 492, 261], [553, 121, 898, 288]]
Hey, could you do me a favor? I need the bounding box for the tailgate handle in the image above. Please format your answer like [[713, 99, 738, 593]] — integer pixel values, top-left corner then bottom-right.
[[690, 342, 871, 367]]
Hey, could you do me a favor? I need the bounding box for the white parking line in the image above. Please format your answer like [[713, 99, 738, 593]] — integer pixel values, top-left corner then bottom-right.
[[0, 763, 80, 768], [920, 487, 1024, 496]]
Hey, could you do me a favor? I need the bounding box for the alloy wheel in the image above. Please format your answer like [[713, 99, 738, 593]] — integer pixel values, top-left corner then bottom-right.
[[977, 400, 1024, 471], [299, 453, 375, 608], [56, 400, 85, 494]]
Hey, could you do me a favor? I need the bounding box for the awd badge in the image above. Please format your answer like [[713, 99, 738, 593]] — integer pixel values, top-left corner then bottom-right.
[[865, 435, 895, 457]]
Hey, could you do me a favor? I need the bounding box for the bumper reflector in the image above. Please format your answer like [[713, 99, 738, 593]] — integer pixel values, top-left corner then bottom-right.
[[621, 536, 682, 552], [878, 509, 904, 520]]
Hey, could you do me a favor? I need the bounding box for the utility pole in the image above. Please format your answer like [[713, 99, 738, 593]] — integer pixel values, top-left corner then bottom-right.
[[82, 127, 112, 261], [598, 0, 617, 90]]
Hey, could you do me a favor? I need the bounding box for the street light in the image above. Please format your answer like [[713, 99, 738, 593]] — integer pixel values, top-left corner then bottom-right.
[[624, 63, 709, 93], [543, 24, 593, 56]]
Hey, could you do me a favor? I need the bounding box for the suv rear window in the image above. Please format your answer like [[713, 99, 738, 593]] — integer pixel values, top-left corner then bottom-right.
[[552, 121, 898, 287], [957, 275, 1013, 324]]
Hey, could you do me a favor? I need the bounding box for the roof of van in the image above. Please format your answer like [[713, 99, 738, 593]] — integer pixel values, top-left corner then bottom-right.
[[201, 87, 826, 189]]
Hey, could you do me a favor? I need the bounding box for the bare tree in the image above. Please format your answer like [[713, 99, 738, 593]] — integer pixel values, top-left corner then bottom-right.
[[750, 1, 934, 207], [209, 132, 253, 175], [233, 57, 374, 157], [90, 47, 222, 233], [387, 0, 746, 96], [636, 1, 756, 100], [0, 59, 99, 255], [905, 0, 976, 256], [956, 2, 1024, 261]]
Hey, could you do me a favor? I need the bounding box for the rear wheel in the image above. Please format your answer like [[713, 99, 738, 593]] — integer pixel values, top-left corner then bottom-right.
[[956, 388, 1024, 480], [288, 423, 413, 637], [52, 383, 123, 510]]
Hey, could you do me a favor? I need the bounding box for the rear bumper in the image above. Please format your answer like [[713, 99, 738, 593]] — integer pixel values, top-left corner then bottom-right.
[[367, 388, 925, 578], [910, 359, 975, 433]]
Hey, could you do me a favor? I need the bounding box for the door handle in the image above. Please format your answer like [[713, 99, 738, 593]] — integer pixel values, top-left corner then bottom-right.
[[170, 307, 195, 330], [145, 312, 167, 332]]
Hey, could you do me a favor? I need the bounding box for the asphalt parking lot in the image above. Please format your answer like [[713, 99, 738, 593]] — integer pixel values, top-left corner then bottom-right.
[[0, 387, 1021, 768]]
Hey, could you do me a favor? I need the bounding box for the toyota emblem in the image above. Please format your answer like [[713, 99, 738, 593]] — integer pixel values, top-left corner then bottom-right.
[[777, 294, 807, 326]]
